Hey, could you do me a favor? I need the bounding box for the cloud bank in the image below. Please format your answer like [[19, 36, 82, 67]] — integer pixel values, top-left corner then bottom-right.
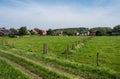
[[0, 0, 120, 29]]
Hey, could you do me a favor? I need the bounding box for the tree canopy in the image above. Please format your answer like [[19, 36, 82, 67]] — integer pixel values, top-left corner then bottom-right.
[[47, 29, 54, 35], [113, 25, 120, 33], [19, 26, 28, 35]]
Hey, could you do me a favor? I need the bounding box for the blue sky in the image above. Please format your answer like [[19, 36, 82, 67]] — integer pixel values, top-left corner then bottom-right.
[[0, 0, 120, 29]]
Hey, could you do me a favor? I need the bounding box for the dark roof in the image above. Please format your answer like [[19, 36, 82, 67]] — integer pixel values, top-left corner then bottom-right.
[[0, 29, 11, 35]]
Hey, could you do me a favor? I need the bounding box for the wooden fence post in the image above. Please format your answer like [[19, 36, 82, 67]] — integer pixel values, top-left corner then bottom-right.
[[43, 43, 47, 54], [72, 44, 75, 50], [66, 45, 69, 58], [97, 52, 99, 66], [12, 42, 15, 48]]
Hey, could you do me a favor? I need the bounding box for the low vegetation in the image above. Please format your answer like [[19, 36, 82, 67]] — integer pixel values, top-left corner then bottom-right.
[[0, 58, 33, 79], [0, 51, 72, 79], [0, 36, 120, 79]]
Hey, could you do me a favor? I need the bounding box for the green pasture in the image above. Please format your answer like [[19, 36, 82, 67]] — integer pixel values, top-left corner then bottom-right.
[[0, 36, 120, 79], [0, 58, 33, 79]]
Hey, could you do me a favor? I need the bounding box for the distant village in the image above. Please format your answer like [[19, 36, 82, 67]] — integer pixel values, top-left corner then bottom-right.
[[0, 25, 120, 37]]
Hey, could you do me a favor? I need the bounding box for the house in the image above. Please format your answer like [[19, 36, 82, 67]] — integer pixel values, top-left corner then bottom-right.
[[0, 30, 3, 36], [15, 29, 20, 35], [39, 30, 47, 35], [90, 30, 97, 36], [80, 31, 90, 36], [30, 30, 38, 35], [76, 32, 80, 36], [0, 29, 11, 36], [26, 30, 30, 35], [9, 29, 19, 35], [54, 31, 63, 36], [111, 32, 120, 35]]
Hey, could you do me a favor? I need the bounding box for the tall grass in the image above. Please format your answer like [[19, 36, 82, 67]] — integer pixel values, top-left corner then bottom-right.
[[0, 51, 72, 79], [6, 50, 120, 79], [0, 36, 120, 79], [0, 58, 33, 79]]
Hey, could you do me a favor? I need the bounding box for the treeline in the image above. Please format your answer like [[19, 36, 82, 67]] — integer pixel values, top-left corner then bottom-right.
[[0, 25, 120, 37], [47, 25, 120, 36], [0, 26, 47, 37]]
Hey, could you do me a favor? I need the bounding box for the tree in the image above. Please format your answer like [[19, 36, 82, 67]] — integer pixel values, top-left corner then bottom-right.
[[77, 27, 89, 34], [19, 26, 27, 35], [34, 28, 39, 33], [63, 29, 77, 36], [47, 29, 54, 35], [113, 25, 120, 33], [91, 27, 111, 36], [9, 28, 17, 35], [96, 28, 107, 36]]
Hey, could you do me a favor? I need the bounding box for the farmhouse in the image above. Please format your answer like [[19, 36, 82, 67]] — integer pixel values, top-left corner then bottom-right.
[[39, 30, 47, 35], [0, 29, 11, 36], [80, 31, 90, 36], [90, 30, 97, 36], [30, 29, 38, 35], [10, 29, 20, 35], [54, 31, 63, 36], [76, 32, 80, 36], [111, 32, 120, 35]]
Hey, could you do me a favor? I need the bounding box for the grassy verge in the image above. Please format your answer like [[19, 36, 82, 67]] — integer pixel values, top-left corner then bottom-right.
[[0, 36, 120, 79], [1, 49, 120, 79], [12, 51, 120, 79], [0, 51, 72, 79], [0, 36, 87, 57], [0, 58, 33, 79]]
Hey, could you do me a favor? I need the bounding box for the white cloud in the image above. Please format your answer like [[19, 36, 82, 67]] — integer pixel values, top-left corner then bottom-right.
[[0, 0, 120, 29]]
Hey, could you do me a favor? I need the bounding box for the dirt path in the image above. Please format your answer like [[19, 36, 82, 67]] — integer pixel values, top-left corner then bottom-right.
[[0, 49, 85, 79], [0, 56, 43, 79]]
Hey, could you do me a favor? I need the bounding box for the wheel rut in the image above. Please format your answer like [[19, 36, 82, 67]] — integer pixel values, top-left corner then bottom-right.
[[0, 49, 85, 79], [0, 56, 42, 79]]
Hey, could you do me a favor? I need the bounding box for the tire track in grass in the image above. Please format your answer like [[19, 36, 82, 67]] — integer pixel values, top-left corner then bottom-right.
[[20, 55, 85, 79], [0, 56, 42, 79], [0, 49, 85, 79], [0, 49, 73, 79], [20, 56, 84, 79]]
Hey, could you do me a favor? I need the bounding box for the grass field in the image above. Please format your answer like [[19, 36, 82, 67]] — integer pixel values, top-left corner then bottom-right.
[[0, 36, 120, 79], [0, 58, 33, 79]]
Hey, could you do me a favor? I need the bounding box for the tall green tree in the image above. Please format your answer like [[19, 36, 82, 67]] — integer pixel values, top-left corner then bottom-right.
[[10, 28, 17, 35], [34, 28, 39, 33], [96, 28, 107, 36], [90, 27, 112, 36], [47, 29, 54, 35], [113, 25, 120, 33], [19, 26, 27, 35], [63, 29, 77, 36]]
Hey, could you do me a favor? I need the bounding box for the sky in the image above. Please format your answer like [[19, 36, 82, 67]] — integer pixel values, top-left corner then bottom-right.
[[0, 0, 120, 29]]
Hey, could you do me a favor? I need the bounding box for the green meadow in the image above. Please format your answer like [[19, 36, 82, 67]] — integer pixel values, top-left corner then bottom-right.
[[0, 58, 33, 79], [0, 36, 120, 79]]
